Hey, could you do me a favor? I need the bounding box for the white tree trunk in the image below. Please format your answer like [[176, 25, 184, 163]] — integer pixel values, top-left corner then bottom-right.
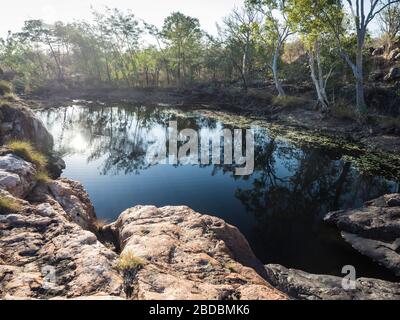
[[272, 43, 285, 97]]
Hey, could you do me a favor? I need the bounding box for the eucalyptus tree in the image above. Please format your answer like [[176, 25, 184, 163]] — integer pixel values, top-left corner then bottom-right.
[[161, 12, 203, 87], [221, 6, 261, 90], [18, 20, 64, 80], [339, 0, 400, 115], [247, 0, 293, 96], [287, 0, 341, 111], [379, 2, 400, 49]]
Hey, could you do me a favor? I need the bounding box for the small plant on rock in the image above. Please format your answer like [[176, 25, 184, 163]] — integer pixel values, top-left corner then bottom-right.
[[0, 196, 22, 214], [117, 251, 148, 272], [35, 170, 51, 184], [7, 140, 47, 168]]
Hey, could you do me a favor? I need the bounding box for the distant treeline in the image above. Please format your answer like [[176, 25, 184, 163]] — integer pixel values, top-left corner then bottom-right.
[[1, 0, 400, 115]]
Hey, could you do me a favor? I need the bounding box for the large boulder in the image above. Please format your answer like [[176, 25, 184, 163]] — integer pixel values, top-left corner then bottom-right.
[[0, 154, 37, 198], [265, 264, 400, 300], [107, 206, 287, 300], [0, 102, 54, 153], [325, 194, 400, 276], [384, 67, 400, 82], [0, 190, 123, 299]]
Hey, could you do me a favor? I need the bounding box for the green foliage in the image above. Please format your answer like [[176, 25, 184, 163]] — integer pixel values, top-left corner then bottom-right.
[[7, 140, 47, 167], [116, 251, 148, 271]]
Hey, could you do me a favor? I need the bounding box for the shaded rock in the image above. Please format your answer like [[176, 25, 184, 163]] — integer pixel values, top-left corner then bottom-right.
[[0, 154, 37, 198], [325, 194, 400, 276], [389, 48, 400, 61], [372, 46, 385, 56], [264, 264, 400, 300], [109, 205, 287, 300], [384, 67, 400, 81], [0, 192, 123, 299], [0, 102, 53, 153], [368, 70, 386, 82]]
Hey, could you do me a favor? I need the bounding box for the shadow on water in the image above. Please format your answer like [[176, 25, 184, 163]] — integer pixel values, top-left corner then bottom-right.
[[36, 104, 400, 281]]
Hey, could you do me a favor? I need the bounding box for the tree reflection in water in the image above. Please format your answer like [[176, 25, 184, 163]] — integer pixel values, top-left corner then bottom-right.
[[36, 105, 399, 279]]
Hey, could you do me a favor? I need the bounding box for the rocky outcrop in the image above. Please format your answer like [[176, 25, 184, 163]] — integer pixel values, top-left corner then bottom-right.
[[0, 102, 53, 153], [265, 264, 400, 300], [0, 154, 37, 198], [0, 190, 123, 299], [325, 194, 400, 276], [384, 67, 400, 82], [107, 205, 287, 300]]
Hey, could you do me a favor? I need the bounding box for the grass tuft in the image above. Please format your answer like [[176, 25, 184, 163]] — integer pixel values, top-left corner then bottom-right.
[[272, 95, 308, 108], [0, 80, 12, 96], [35, 170, 51, 184], [116, 251, 148, 271], [331, 102, 357, 120], [7, 140, 47, 168], [0, 196, 22, 214]]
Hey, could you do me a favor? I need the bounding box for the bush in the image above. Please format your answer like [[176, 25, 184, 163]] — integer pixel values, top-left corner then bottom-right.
[[0, 80, 12, 96], [272, 95, 308, 108], [0, 196, 22, 214], [116, 251, 147, 271], [7, 140, 47, 168], [331, 102, 357, 120]]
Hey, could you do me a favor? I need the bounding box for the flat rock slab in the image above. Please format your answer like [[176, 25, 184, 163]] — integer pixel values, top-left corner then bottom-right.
[[325, 194, 400, 276], [265, 264, 400, 300], [111, 205, 287, 300], [0, 191, 123, 299]]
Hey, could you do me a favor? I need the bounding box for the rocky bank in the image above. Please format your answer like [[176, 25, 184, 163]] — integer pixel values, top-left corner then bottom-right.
[[1, 101, 400, 300]]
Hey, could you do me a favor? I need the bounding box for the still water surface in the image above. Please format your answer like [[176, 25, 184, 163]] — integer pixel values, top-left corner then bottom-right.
[[36, 104, 399, 280]]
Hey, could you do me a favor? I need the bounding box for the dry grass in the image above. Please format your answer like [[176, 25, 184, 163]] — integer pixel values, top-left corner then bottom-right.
[[116, 251, 148, 271], [0, 80, 12, 95], [35, 170, 51, 184], [272, 95, 308, 108], [0, 196, 22, 214], [378, 116, 400, 129], [331, 102, 357, 120], [7, 140, 47, 168]]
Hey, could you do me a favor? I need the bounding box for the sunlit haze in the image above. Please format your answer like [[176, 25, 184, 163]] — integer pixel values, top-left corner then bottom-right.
[[0, 0, 245, 38]]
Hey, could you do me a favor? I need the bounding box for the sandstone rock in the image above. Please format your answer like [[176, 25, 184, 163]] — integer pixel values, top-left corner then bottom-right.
[[47, 178, 96, 231], [264, 264, 400, 300], [325, 194, 400, 276], [109, 205, 287, 300], [372, 47, 385, 56], [389, 48, 400, 61], [0, 192, 123, 299], [368, 70, 386, 82], [384, 67, 400, 81], [0, 154, 37, 198], [0, 102, 53, 153]]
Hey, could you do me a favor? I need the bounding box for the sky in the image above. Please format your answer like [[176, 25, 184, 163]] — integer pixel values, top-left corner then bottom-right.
[[0, 0, 245, 38]]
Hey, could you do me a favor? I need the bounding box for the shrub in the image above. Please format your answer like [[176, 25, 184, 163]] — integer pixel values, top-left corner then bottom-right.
[[7, 140, 47, 168], [272, 95, 308, 108], [331, 102, 357, 120], [0, 196, 22, 214], [35, 170, 51, 184], [0, 80, 12, 96], [116, 251, 147, 271]]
